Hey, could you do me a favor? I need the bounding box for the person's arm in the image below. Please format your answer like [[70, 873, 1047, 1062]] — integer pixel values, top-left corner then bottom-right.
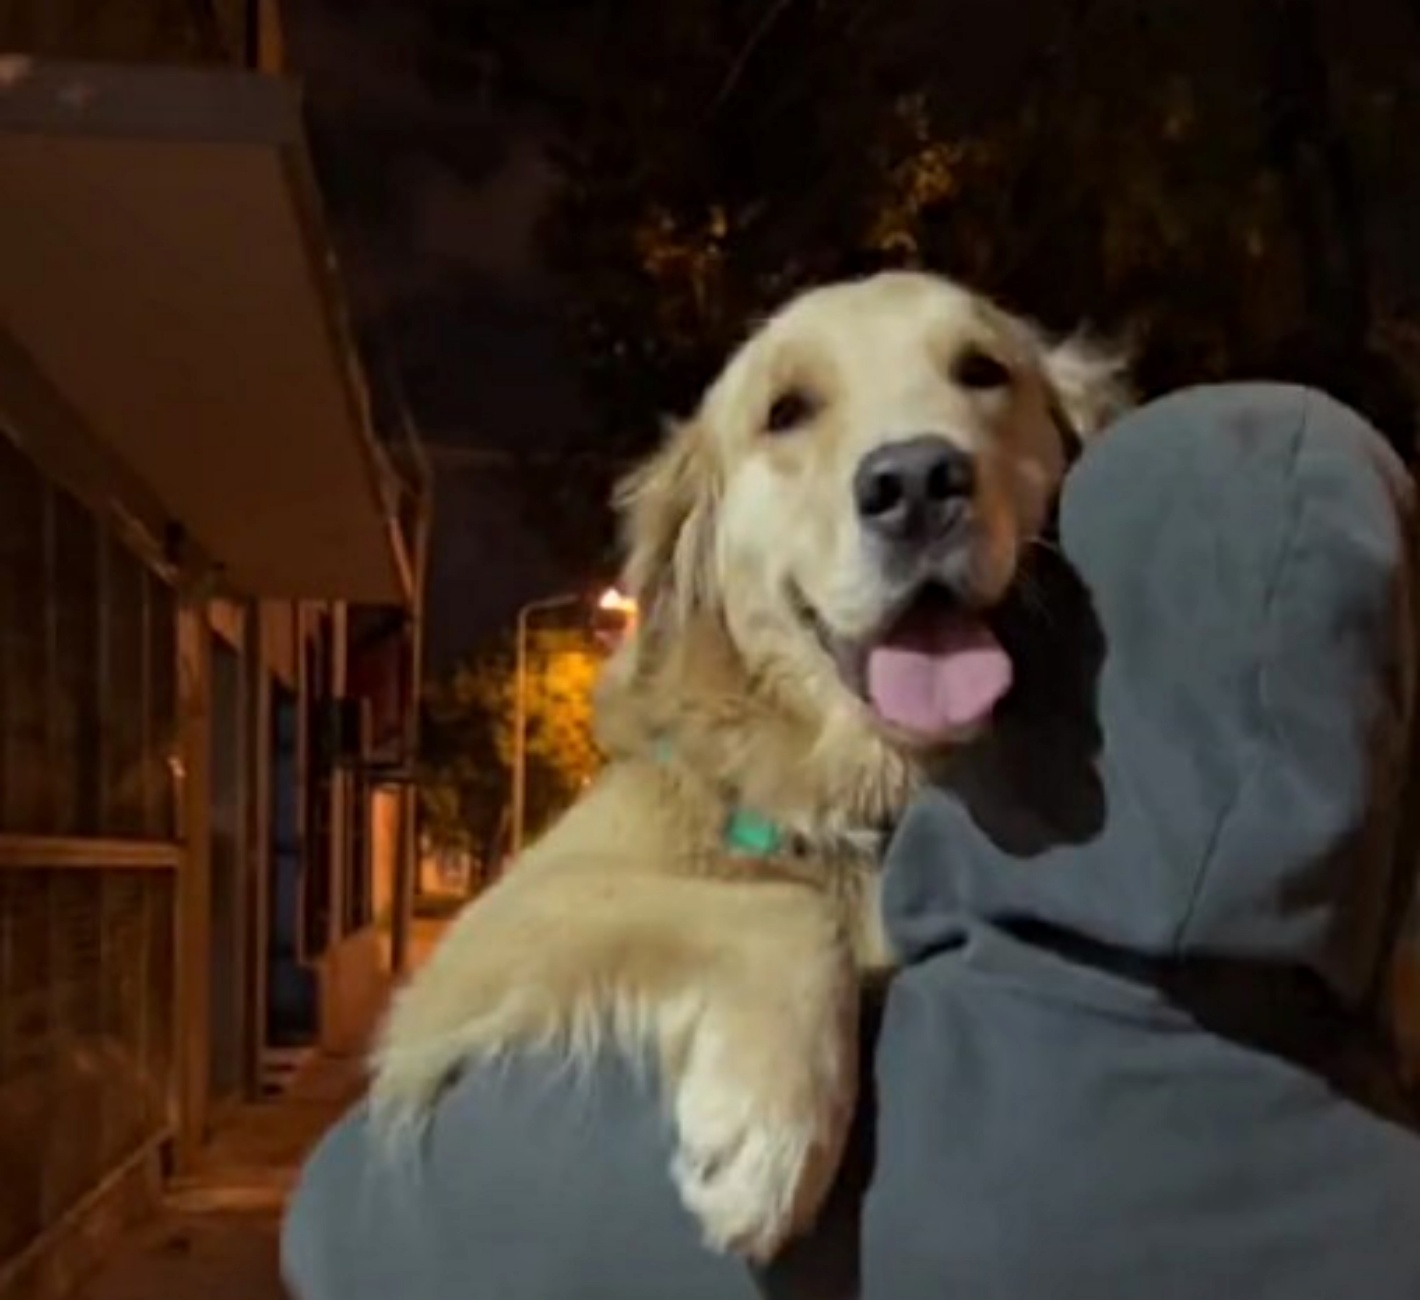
[[282, 1039, 875, 1300], [282, 1051, 758, 1300]]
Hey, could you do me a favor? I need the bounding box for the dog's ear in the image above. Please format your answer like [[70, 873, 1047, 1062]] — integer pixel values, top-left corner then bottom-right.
[[613, 417, 719, 639], [1042, 332, 1135, 437]]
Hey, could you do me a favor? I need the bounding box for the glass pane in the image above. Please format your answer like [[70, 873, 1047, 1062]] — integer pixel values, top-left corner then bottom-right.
[[51, 487, 101, 836], [0, 438, 50, 833], [0, 868, 174, 1269]]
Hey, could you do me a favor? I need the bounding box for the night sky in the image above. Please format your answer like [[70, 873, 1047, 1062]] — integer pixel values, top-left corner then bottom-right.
[[286, 1, 589, 666], [287, 1, 580, 447]]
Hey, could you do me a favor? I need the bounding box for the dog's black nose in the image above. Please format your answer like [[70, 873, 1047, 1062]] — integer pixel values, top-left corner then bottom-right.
[[853, 435, 975, 544]]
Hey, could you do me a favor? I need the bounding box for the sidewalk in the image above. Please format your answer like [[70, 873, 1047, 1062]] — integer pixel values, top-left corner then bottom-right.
[[66, 918, 449, 1300], [68, 1050, 367, 1300]]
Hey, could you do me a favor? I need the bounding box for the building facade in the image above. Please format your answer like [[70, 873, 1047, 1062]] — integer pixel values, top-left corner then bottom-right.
[[0, 3, 428, 1296]]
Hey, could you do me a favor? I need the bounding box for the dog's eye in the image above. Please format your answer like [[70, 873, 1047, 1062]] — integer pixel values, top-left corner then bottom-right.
[[952, 347, 1012, 391], [765, 389, 816, 435]]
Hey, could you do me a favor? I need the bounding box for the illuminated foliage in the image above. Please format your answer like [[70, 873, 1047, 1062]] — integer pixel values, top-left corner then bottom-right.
[[418, 626, 604, 856]]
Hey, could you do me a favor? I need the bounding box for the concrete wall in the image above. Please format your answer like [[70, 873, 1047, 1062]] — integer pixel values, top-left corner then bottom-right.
[[316, 928, 387, 1057]]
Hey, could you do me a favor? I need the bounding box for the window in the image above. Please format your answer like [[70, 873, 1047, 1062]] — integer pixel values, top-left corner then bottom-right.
[[0, 433, 178, 840], [0, 867, 175, 1267]]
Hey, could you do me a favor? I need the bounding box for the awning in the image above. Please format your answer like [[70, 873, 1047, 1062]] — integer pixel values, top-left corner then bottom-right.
[[0, 57, 414, 606]]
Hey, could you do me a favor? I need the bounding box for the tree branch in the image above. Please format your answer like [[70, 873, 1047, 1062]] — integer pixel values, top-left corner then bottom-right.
[[707, 0, 799, 117]]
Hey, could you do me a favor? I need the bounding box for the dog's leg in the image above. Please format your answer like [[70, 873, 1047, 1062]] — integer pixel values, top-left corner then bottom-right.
[[665, 885, 860, 1261], [370, 872, 858, 1261]]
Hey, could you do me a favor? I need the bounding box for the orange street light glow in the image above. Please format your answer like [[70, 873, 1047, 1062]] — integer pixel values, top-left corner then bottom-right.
[[597, 588, 638, 616]]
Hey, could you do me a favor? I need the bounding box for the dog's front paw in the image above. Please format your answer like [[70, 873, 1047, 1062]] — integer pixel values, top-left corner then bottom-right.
[[672, 1077, 841, 1262], [669, 986, 858, 1262]]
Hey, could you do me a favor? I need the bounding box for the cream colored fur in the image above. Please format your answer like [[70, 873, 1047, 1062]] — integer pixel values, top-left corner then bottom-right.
[[370, 271, 1130, 1260]]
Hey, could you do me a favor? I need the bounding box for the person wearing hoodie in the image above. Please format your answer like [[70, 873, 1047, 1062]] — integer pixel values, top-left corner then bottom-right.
[[282, 382, 1420, 1300]]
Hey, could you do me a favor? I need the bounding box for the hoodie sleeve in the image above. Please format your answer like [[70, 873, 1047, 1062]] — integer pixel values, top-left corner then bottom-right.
[[282, 1054, 763, 1300]]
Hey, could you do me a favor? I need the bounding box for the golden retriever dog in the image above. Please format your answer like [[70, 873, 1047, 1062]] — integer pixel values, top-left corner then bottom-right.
[[371, 270, 1130, 1260]]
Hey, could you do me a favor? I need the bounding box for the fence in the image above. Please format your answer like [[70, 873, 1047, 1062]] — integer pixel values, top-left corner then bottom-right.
[[0, 430, 180, 1281], [0, 866, 174, 1270]]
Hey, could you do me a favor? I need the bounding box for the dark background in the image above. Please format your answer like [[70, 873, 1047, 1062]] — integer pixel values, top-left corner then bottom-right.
[[287, 0, 1420, 670]]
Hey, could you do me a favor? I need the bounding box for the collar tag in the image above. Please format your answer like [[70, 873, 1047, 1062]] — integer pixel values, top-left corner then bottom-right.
[[723, 808, 783, 857], [653, 736, 786, 858]]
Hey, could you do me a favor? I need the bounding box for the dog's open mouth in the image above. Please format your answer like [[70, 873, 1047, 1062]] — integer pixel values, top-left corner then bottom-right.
[[795, 581, 1015, 743]]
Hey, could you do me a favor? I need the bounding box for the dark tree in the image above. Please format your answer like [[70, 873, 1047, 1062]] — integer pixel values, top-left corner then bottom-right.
[[437, 0, 1420, 522]]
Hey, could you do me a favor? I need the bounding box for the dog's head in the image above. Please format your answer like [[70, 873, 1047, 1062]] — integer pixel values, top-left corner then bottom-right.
[[612, 271, 1130, 755]]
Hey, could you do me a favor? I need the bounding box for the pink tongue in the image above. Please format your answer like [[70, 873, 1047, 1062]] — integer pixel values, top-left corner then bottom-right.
[[865, 605, 1013, 737]]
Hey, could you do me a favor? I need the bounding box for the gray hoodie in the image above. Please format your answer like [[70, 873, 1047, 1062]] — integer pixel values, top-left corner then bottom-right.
[[283, 383, 1420, 1300], [868, 381, 1420, 1298]]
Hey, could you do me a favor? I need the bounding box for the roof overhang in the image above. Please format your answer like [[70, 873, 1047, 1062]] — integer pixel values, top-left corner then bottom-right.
[[0, 56, 413, 606]]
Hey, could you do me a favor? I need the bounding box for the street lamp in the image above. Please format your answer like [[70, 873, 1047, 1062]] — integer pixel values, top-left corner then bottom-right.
[[509, 587, 636, 857], [597, 587, 639, 617]]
